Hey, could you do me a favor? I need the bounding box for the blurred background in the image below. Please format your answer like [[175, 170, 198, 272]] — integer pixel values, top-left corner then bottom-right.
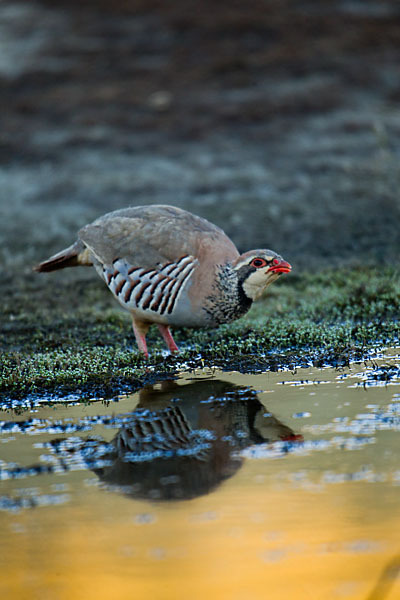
[[1, 0, 400, 273]]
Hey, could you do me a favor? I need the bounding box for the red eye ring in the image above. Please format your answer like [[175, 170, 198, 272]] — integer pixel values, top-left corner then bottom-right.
[[250, 258, 268, 268]]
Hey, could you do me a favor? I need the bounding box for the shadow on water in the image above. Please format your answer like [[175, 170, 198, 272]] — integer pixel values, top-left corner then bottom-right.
[[48, 378, 302, 501]]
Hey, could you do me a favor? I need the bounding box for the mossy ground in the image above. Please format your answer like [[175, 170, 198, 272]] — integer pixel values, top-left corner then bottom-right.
[[1, 2, 400, 406], [1, 266, 399, 404]]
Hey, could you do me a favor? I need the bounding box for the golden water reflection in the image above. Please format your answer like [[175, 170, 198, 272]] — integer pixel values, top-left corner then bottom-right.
[[91, 378, 300, 501], [1, 355, 400, 599]]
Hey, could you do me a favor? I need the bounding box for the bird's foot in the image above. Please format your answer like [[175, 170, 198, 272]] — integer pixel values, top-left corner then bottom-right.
[[157, 324, 179, 353], [132, 322, 149, 358]]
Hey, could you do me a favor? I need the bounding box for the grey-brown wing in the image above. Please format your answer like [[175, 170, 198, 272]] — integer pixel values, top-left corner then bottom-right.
[[78, 205, 238, 268]]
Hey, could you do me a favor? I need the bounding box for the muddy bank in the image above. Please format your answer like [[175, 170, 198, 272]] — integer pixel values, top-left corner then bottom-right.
[[2, 265, 399, 401]]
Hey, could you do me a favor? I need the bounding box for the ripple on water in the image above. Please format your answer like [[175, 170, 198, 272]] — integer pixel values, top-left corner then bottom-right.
[[0, 350, 399, 512]]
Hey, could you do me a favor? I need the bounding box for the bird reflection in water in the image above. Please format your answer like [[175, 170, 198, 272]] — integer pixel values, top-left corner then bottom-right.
[[87, 378, 302, 501]]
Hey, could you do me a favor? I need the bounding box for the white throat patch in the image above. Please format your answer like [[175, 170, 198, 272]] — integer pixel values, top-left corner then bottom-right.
[[241, 269, 278, 300]]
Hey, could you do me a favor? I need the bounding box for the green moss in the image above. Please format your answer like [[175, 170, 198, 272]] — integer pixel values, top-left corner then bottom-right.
[[1, 266, 399, 403]]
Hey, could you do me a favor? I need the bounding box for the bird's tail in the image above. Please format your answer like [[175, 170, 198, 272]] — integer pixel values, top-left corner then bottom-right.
[[33, 240, 92, 273]]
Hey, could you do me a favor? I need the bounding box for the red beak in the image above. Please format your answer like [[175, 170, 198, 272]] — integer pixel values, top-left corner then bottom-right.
[[268, 258, 292, 274]]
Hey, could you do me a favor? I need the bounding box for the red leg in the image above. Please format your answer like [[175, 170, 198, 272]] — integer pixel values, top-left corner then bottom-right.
[[157, 324, 179, 353], [132, 320, 149, 358]]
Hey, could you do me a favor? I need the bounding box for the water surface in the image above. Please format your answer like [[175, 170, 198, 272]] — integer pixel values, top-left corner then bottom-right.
[[1, 350, 400, 599]]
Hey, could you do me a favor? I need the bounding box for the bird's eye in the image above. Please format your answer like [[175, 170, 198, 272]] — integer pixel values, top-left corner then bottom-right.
[[250, 258, 268, 268]]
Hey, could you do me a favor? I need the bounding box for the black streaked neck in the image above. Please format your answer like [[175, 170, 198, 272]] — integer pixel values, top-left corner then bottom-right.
[[202, 263, 253, 326]]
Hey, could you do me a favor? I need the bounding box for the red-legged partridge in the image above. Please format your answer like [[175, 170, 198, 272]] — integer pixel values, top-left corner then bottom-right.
[[35, 205, 291, 357]]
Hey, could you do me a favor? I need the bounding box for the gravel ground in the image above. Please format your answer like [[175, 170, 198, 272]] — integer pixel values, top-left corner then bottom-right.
[[1, 0, 400, 280]]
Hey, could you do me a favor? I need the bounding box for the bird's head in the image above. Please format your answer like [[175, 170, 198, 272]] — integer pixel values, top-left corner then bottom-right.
[[233, 250, 292, 301]]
